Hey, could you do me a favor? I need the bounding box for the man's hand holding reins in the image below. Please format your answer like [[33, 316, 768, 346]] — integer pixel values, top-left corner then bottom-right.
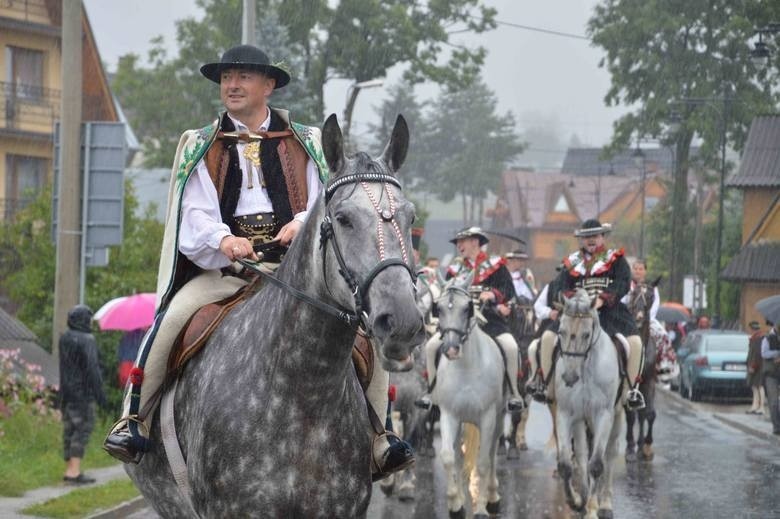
[[220, 235, 258, 262], [275, 220, 302, 246]]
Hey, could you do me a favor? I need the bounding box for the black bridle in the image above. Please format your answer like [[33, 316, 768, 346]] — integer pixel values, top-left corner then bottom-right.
[[434, 286, 476, 347], [238, 171, 415, 334], [558, 311, 601, 359]]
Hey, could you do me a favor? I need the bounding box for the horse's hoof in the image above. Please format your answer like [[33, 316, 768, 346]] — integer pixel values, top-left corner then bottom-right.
[[507, 446, 519, 460], [486, 499, 501, 514], [449, 507, 466, 519], [641, 445, 655, 461], [519, 442, 528, 451], [598, 508, 614, 519], [497, 440, 507, 456], [625, 451, 637, 463]]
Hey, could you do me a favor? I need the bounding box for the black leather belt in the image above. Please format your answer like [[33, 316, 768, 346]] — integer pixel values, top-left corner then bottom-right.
[[233, 212, 285, 263], [234, 212, 278, 244]]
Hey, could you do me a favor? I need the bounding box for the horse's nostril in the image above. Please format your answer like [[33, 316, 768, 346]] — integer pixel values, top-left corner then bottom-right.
[[373, 313, 394, 335]]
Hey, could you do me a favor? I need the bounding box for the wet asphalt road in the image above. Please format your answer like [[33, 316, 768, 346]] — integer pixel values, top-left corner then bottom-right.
[[367, 389, 780, 519], [128, 389, 780, 518]]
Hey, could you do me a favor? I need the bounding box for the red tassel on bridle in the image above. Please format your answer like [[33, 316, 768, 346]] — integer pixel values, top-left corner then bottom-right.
[[129, 367, 144, 386]]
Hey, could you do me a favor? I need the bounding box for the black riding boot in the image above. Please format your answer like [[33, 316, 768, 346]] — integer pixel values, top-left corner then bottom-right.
[[103, 422, 149, 464]]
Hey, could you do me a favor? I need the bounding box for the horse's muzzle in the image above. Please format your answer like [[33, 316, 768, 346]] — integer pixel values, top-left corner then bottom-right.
[[440, 342, 461, 361]]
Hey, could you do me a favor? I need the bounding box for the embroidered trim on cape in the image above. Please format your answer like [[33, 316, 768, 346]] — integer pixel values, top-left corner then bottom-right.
[[291, 121, 329, 182], [564, 247, 624, 278]]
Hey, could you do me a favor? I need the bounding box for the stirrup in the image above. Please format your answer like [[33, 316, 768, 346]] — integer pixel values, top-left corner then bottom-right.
[[626, 388, 646, 410], [526, 377, 547, 403], [414, 394, 432, 410]]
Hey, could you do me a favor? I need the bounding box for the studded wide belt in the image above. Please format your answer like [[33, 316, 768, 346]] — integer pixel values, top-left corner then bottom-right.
[[233, 212, 279, 247]]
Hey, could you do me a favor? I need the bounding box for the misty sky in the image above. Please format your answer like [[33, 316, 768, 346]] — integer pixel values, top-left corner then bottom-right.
[[83, 0, 629, 160]]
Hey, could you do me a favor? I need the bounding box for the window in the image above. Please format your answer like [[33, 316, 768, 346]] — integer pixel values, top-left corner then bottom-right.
[[553, 194, 570, 212], [6, 46, 44, 100], [5, 154, 46, 218]]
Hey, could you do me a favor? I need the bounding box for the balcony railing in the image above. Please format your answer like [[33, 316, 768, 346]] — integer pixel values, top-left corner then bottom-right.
[[1, 0, 52, 25], [0, 81, 60, 135]]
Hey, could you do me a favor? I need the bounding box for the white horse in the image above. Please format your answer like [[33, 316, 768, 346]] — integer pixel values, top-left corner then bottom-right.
[[554, 289, 624, 519], [431, 273, 505, 519]]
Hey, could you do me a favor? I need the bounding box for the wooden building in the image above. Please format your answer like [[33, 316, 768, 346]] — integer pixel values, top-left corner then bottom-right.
[[0, 0, 118, 219], [722, 115, 780, 330]]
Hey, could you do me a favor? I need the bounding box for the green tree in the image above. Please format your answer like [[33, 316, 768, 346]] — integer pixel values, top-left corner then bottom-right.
[[587, 0, 780, 301], [113, 0, 497, 167], [418, 80, 524, 225], [367, 82, 429, 187]]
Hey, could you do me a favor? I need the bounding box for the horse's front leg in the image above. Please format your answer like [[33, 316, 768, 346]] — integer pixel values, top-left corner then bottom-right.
[[472, 410, 499, 518], [438, 411, 465, 517], [641, 407, 657, 461], [556, 408, 584, 512], [624, 409, 636, 461], [596, 406, 624, 519]]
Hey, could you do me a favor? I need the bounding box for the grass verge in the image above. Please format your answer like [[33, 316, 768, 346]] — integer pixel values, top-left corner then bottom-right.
[[21, 478, 139, 519], [0, 405, 119, 497]]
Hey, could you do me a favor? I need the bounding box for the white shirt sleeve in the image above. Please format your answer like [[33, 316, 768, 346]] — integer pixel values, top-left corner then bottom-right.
[[293, 158, 323, 223], [178, 160, 233, 270], [650, 287, 660, 321], [534, 284, 551, 321]]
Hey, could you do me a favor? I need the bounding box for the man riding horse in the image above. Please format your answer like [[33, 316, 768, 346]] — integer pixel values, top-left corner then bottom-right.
[[103, 44, 413, 479], [526, 219, 646, 410], [621, 258, 660, 323], [415, 227, 524, 411]]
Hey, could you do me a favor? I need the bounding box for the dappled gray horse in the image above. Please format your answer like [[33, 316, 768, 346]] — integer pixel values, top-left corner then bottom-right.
[[625, 283, 659, 462], [126, 115, 425, 518], [555, 289, 624, 519], [432, 273, 504, 519]]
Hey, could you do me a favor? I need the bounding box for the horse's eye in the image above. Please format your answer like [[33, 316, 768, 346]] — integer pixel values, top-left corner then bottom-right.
[[582, 333, 590, 340], [334, 213, 352, 228]]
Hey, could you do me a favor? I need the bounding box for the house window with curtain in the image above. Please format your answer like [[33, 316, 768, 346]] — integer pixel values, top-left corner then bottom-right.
[[6, 46, 44, 100], [4, 154, 46, 219]]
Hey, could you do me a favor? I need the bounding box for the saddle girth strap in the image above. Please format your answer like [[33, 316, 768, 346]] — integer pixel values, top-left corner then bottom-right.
[[161, 379, 199, 517]]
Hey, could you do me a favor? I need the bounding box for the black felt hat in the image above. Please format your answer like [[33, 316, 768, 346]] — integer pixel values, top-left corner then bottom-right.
[[574, 218, 612, 238], [200, 45, 290, 88], [450, 226, 489, 246]]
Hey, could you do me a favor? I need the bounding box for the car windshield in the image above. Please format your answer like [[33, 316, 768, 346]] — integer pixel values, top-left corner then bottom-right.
[[704, 335, 748, 352]]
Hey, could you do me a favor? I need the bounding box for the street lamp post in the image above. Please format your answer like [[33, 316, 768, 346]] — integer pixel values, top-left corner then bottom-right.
[[343, 79, 384, 145], [751, 23, 780, 67], [632, 143, 646, 258]]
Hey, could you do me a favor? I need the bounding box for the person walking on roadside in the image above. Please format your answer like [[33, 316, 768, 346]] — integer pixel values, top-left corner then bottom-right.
[[746, 321, 765, 415], [59, 304, 107, 484], [761, 321, 780, 435]]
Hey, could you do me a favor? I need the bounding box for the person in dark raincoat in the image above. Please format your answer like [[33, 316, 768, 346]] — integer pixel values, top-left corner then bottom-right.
[[59, 304, 106, 484]]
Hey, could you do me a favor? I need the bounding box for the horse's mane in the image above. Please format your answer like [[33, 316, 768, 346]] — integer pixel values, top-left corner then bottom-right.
[[352, 151, 384, 174]]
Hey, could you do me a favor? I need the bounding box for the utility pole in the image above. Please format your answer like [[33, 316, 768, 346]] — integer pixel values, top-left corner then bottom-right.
[[242, 0, 256, 45], [52, 0, 83, 356]]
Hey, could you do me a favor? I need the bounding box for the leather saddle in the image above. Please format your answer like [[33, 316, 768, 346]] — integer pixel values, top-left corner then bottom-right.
[[166, 277, 374, 392]]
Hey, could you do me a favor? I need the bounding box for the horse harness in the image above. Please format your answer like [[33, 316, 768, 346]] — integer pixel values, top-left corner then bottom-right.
[[239, 171, 416, 336]]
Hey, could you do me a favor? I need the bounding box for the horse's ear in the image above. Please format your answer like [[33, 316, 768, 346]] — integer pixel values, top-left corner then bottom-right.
[[436, 270, 447, 288], [322, 114, 346, 176], [459, 271, 475, 290], [381, 114, 409, 174], [590, 295, 599, 309]]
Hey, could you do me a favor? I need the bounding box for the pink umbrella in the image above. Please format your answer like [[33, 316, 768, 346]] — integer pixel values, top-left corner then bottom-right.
[[94, 293, 157, 331]]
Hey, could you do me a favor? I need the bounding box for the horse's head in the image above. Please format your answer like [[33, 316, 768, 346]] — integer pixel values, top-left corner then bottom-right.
[[318, 114, 425, 371], [558, 288, 601, 387], [628, 283, 654, 326], [432, 272, 475, 361]]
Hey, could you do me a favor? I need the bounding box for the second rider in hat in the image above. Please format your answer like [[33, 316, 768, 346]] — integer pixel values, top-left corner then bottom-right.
[[415, 227, 525, 411], [526, 219, 646, 410]]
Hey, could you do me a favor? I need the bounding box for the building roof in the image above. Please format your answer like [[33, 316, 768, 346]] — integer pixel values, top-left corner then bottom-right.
[[721, 240, 780, 282], [499, 169, 643, 229], [0, 307, 58, 387], [728, 116, 780, 188], [562, 147, 678, 177]]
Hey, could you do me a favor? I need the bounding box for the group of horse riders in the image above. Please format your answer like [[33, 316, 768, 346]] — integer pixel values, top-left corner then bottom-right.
[[414, 218, 647, 415], [101, 42, 649, 488]]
